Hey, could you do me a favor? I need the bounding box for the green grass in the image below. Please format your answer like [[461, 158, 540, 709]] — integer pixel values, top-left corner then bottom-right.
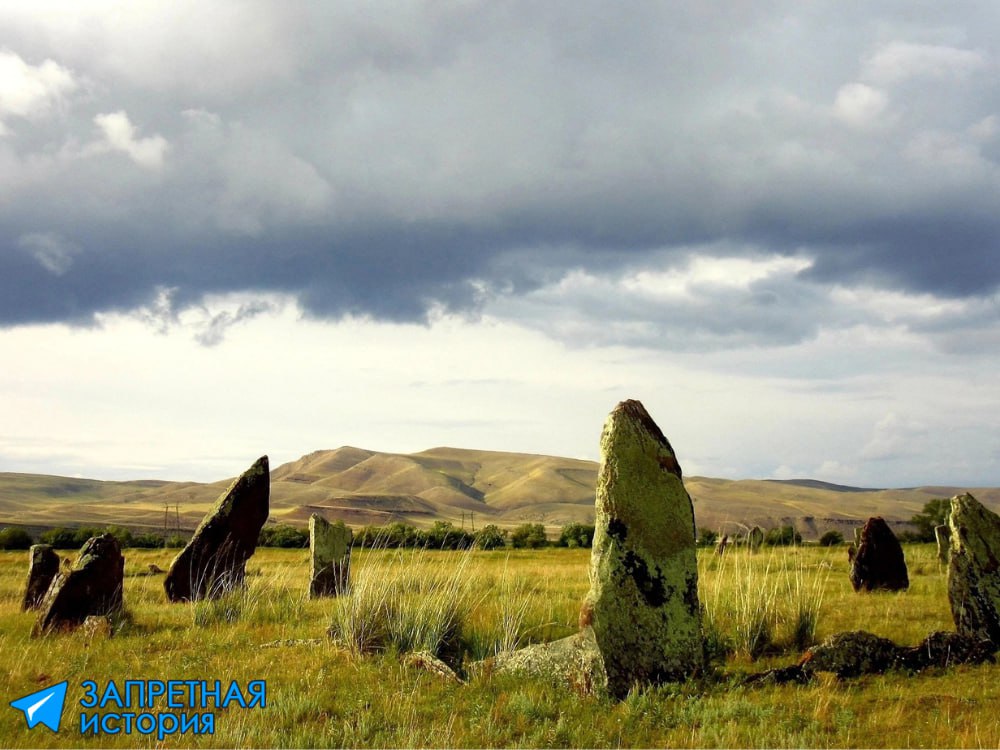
[[1, 544, 998, 747]]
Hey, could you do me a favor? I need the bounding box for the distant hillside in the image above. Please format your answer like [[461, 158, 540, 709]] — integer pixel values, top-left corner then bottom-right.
[[1, 446, 998, 540]]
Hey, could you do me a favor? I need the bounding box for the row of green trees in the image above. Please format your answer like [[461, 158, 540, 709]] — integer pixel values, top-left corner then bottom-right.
[[1, 501, 952, 553], [0, 525, 188, 550]]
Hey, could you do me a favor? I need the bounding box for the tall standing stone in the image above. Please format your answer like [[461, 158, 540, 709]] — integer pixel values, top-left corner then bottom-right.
[[581, 399, 703, 698], [948, 493, 1000, 647], [747, 526, 764, 551], [32, 534, 124, 636], [849, 517, 909, 592], [309, 514, 352, 598], [165, 456, 270, 602], [935, 524, 951, 565], [22, 544, 60, 611]]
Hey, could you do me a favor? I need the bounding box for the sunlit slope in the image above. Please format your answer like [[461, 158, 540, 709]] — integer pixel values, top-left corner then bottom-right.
[[1, 446, 999, 536]]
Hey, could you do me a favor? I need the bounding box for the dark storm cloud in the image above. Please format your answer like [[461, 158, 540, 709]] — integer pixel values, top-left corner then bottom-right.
[[2, 1, 999, 333]]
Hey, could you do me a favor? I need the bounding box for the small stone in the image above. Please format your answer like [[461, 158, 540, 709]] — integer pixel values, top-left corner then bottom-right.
[[582, 399, 704, 698], [147, 563, 165, 574], [488, 628, 606, 694], [715, 534, 729, 556], [22, 544, 60, 611], [948, 493, 1000, 647], [33, 534, 124, 636], [403, 651, 464, 684], [309, 514, 352, 598], [165, 456, 270, 602], [81, 615, 113, 639], [849, 517, 908, 592]]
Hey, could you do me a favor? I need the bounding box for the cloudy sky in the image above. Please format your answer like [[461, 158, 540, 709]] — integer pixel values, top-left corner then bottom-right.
[[2, 2, 999, 487]]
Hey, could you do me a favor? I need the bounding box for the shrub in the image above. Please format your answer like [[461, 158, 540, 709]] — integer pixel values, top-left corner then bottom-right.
[[258, 524, 308, 548], [909, 498, 950, 543], [419, 521, 474, 550], [764, 525, 801, 547], [697, 528, 719, 547], [131, 532, 166, 548], [473, 524, 507, 550], [510, 523, 547, 549], [0, 527, 33, 550], [557, 523, 595, 548], [818, 530, 844, 547]]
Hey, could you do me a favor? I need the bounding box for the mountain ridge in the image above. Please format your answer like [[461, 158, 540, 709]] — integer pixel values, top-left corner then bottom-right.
[[2, 445, 998, 540]]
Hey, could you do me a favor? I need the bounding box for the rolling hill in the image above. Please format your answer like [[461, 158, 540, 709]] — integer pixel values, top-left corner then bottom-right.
[[1, 446, 998, 540]]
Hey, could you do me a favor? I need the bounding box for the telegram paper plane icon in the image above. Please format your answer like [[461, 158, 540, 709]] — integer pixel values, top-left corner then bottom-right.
[[10, 681, 68, 732]]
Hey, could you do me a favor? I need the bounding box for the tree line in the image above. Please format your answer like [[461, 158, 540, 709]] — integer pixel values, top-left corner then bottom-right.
[[0, 521, 597, 551]]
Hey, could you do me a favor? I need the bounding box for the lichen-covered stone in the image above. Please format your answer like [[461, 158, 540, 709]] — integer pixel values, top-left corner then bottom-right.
[[935, 524, 950, 565], [165, 456, 270, 602], [897, 630, 994, 671], [582, 399, 704, 698], [849, 517, 908, 592], [32, 534, 124, 636], [948, 493, 1000, 647], [488, 628, 606, 694], [799, 631, 900, 677], [751, 629, 995, 684], [22, 544, 60, 611], [747, 526, 764, 551], [309, 514, 352, 598]]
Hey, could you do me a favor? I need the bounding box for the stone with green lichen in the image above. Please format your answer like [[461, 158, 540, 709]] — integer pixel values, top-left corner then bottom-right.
[[32, 534, 124, 636], [487, 628, 606, 693], [948, 492, 1000, 646], [582, 399, 704, 698], [165, 455, 270, 602], [309, 514, 352, 598]]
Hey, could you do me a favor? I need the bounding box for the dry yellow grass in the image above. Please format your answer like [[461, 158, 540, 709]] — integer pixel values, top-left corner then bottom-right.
[[0, 543, 998, 747]]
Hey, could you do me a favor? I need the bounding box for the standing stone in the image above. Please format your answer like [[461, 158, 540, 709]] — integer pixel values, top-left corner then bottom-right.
[[747, 526, 764, 551], [853, 526, 863, 547], [847, 542, 857, 564], [581, 399, 703, 698], [715, 534, 729, 556], [32, 534, 124, 636], [22, 544, 60, 611], [849, 517, 909, 592], [165, 456, 270, 602], [935, 524, 951, 566], [947, 493, 1000, 647], [309, 514, 352, 598]]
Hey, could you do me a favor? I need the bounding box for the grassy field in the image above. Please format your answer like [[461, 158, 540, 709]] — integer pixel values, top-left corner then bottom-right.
[[2, 544, 998, 748]]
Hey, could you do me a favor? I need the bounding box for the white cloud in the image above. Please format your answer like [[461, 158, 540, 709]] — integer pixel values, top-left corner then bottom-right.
[[93, 110, 168, 169], [17, 231, 80, 274], [862, 41, 987, 85], [861, 412, 926, 461], [834, 82, 889, 128], [0, 49, 76, 122]]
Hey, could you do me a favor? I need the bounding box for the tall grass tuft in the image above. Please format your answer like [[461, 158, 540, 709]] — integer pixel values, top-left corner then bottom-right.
[[701, 545, 829, 660], [327, 546, 479, 664]]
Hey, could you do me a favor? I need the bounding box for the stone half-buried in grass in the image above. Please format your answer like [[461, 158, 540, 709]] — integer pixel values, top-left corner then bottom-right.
[[164, 455, 270, 602], [490, 399, 704, 698]]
